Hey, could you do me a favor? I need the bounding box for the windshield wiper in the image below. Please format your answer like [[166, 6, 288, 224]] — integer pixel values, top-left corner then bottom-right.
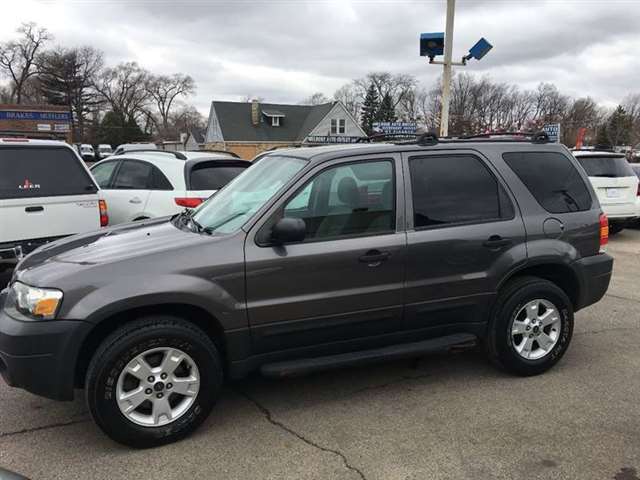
[[203, 211, 248, 233]]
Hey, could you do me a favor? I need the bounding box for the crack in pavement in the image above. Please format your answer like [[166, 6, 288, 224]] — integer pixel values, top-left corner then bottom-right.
[[238, 390, 367, 480], [575, 326, 637, 337], [605, 293, 640, 304], [0, 417, 90, 440], [342, 372, 431, 398]]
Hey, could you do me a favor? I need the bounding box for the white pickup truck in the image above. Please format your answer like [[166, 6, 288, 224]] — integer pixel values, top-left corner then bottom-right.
[[0, 138, 105, 271]]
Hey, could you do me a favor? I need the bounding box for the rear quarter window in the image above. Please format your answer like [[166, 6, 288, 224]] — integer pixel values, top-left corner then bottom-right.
[[0, 146, 97, 199], [575, 155, 635, 178], [503, 151, 592, 214], [188, 163, 247, 190]]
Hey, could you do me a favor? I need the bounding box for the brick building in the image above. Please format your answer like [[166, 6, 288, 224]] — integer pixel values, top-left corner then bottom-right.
[[204, 100, 366, 159], [0, 104, 73, 143]]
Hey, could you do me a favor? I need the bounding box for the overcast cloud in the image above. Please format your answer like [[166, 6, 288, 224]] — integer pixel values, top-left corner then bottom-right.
[[2, 0, 639, 114]]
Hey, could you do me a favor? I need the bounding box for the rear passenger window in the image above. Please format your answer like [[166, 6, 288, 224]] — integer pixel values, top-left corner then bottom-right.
[[409, 155, 513, 228], [150, 166, 173, 190], [91, 161, 118, 188], [503, 152, 591, 213], [113, 160, 152, 189], [0, 147, 96, 199]]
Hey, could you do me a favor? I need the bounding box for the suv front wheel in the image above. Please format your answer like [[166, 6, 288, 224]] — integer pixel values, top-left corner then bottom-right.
[[488, 276, 574, 376], [85, 316, 223, 448]]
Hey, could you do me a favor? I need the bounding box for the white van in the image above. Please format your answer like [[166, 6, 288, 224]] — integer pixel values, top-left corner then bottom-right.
[[97, 144, 113, 159], [80, 144, 95, 162], [573, 150, 639, 234], [0, 139, 105, 271]]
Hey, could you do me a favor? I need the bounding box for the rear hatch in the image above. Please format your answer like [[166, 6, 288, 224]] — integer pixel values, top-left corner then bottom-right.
[[0, 144, 100, 245], [182, 159, 249, 204], [575, 154, 638, 212]]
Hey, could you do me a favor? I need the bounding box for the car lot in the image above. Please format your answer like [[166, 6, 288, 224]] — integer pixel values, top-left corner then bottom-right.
[[0, 232, 639, 480]]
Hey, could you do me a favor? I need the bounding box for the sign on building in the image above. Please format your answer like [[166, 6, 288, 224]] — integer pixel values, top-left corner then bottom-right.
[[306, 135, 363, 144], [543, 123, 561, 143], [372, 122, 417, 135]]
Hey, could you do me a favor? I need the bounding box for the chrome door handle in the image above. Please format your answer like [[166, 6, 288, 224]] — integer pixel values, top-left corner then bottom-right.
[[129, 197, 142, 204]]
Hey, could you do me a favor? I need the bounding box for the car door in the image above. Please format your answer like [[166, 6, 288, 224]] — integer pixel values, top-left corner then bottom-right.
[[106, 159, 153, 224], [402, 150, 527, 333], [244, 154, 407, 354]]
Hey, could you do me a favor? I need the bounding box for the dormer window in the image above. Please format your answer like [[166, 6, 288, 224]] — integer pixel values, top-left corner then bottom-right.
[[262, 109, 285, 128], [331, 118, 346, 135]]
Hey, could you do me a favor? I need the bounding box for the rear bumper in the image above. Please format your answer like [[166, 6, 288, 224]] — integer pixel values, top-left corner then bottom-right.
[[0, 236, 65, 270], [0, 290, 91, 400], [601, 203, 637, 220], [572, 253, 613, 311]]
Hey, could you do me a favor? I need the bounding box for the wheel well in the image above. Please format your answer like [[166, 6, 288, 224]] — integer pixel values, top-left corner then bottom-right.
[[505, 263, 580, 310], [74, 303, 226, 388]]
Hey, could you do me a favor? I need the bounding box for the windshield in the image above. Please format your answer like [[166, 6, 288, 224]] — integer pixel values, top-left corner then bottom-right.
[[577, 155, 634, 177], [191, 155, 306, 234]]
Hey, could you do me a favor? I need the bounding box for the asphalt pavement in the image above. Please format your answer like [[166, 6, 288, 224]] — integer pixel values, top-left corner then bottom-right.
[[1, 231, 639, 480]]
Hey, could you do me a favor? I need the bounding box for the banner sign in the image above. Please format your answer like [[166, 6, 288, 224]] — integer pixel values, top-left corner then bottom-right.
[[373, 122, 417, 135], [0, 110, 72, 121], [543, 123, 561, 143], [306, 135, 363, 144], [54, 123, 71, 132]]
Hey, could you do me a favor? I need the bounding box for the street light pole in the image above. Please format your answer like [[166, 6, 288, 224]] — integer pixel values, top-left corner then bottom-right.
[[440, 0, 455, 137]]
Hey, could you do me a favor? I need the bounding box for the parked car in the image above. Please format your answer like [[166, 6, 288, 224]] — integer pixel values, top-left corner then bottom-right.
[[113, 143, 157, 156], [79, 144, 95, 162], [89, 150, 249, 225], [0, 134, 613, 447], [0, 138, 105, 272], [97, 144, 113, 159], [572, 150, 638, 234]]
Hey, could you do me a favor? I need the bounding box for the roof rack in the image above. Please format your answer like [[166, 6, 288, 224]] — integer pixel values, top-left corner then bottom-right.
[[117, 149, 187, 160], [459, 131, 550, 143], [188, 149, 240, 159]]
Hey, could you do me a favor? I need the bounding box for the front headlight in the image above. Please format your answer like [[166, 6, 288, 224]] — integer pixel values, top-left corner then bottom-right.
[[6, 282, 63, 320]]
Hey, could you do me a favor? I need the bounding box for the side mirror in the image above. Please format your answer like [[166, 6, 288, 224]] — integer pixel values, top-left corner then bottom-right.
[[271, 217, 306, 245]]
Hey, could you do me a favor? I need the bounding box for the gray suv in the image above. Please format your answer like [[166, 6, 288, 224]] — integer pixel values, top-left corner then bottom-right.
[[0, 134, 613, 447]]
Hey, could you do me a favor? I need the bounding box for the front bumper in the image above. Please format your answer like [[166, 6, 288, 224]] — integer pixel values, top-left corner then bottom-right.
[[572, 253, 613, 311], [0, 290, 91, 400]]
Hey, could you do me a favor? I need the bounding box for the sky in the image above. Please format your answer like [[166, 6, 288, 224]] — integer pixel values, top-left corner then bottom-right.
[[1, 0, 639, 115]]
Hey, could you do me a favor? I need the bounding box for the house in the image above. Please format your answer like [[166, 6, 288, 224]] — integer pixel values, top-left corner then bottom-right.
[[184, 128, 205, 150], [204, 99, 367, 159]]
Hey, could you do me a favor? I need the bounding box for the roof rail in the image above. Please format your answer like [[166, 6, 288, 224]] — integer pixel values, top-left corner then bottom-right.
[[189, 149, 240, 159], [117, 149, 187, 160], [459, 131, 550, 144]]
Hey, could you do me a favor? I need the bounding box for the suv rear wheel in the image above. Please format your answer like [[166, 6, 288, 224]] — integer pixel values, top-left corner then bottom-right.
[[85, 316, 223, 448], [487, 276, 574, 376]]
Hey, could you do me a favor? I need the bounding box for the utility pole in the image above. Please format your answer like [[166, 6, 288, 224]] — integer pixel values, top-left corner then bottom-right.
[[440, 0, 455, 137]]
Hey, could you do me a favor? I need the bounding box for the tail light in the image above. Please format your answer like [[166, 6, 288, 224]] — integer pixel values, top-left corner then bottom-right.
[[636, 184, 640, 196], [599, 213, 608, 253], [99, 199, 109, 227], [174, 197, 206, 208]]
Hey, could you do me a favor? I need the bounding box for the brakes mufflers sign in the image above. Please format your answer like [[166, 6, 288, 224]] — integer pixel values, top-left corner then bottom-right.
[[0, 104, 72, 142]]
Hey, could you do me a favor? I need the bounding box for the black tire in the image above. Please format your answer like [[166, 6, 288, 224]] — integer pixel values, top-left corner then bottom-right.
[[86, 316, 223, 448], [487, 276, 573, 376], [609, 223, 624, 235]]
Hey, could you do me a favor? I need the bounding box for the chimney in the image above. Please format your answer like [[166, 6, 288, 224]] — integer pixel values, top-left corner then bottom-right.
[[251, 99, 260, 126]]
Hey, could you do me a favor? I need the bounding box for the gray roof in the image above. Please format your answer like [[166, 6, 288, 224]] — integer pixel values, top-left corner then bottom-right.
[[190, 128, 205, 144], [211, 101, 335, 143]]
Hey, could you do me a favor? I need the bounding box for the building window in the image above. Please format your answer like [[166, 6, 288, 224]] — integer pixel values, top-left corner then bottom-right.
[[272, 116, 280, 127], [331, 118, 346, 135]]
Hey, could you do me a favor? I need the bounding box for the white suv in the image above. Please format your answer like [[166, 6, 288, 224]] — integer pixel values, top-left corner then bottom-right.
[[0, 138, 104, 270], [89, 150, 248, 225], [573, 150, 639, 234]]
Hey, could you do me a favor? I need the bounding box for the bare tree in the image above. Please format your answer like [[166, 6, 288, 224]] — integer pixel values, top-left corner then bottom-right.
[[170, 103, 206, 133], [146, 73, 195, 133], [299, 92, 329, 105], [354, 72, 417, 110], [0, 22, 50, 104], [241, 94, 265, 103], [623, 93, 640, 147], [39, 46, 104, 140], [333, 83, 360, 119], [94, 62, 150, 123]]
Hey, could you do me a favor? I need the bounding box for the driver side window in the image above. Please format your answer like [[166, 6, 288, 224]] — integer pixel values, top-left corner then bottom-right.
[[283, 160, 395, 241]]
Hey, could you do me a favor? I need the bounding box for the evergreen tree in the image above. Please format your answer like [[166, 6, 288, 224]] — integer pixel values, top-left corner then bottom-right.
[[607, 105, 631, 148], [377, 92, 397, 123], [97, 111, 147, 147], [360, 82, 379, 135]]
